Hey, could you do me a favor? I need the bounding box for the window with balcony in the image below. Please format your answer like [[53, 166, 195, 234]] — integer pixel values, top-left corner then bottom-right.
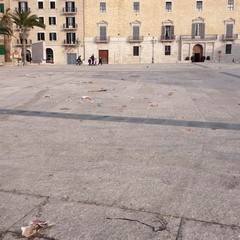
[[165, 2, 172, 12], [226, 44, 232, 54], [38, 1, 43, 9], [66, 17, 75, 28], [196, 1, 203, 11], [165, 46, 171, 55], [192, 18, 205, 38], [100, 2, 106, 13], [100, 26, 107, 41], [133, 25, 140, 40], [37, 32, 45, 41], [228, 0, 234, 11], [133, 2, 140, 12], [226, 24, 233, 38], [49, 32, 57, 41], [161, 24, 174, 40], [66, 33, 76, 44], [65, 1, 75, 12]]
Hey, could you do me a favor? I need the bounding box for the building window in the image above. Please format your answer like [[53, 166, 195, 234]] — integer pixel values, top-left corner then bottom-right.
[[196, 1, 203, 11], [165, 2, 172, 12], [37, 32, 45, 41], [132, 25, 140, 40], [18, 2, 28, 12], [162, 25, 174, 40], [133, 2, 140, 12], [0, 4, 4, 13], [49, 32, 57, 41], [165, 46, 171, 55], [38, 1, 43, 9], [39, 17, 44, 24], [66, 33, 76, 44], [133, 46, 139, 56], [50, 1, 56, 9], [192, 22, 205, 38], [100, 26, 107, 40], [66, 1, 75, 12], [226, 44, 232, 54], [49, 17, 56, 25], [226, 24, 233, 38], [100, 2, 106, 13], [228, 0, 234, 11], [66, 17, 75, 28]]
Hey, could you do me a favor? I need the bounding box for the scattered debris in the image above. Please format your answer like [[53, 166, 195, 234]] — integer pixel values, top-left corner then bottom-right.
[[130, 97, 135, 101], [44, 95, 52, 98], [88, 88, 107, 92], [21, 220, 55, 238], [168, 91, 174, 96], [150, 102, 159, 107], [186, 128, 194, 132], [83, 81, 93, 84], [81, 96, 92, 100], [118, 105, 127, 111], [67, 96, 79, 101], [60, 107, 70, 110]]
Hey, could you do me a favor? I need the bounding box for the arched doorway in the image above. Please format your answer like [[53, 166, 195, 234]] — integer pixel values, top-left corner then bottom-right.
[[192, 44, 203, 62], [46, 48, 54, 63], [26, 50, 31, 63]]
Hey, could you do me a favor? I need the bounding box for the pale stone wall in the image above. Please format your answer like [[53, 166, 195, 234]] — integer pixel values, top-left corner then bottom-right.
[[4, 0, 240, 64], [9, 0, 84, 64]]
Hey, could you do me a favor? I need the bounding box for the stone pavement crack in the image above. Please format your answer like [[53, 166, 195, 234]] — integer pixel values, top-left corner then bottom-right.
[[106, 217, 168, 232], [175, 217, 184, 240], [1, 189, 240, 234]]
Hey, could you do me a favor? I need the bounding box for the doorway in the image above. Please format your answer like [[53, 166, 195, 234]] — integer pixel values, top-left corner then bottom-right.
[[192, 44, 203, 62], [67, 53, 77, 64], [46, 48, 54, 63], [26, 50, 31, 63], [99, 50, 108, 64]]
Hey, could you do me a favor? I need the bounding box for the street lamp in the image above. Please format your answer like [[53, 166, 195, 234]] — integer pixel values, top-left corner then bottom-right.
[[151, 36, 157, 63]]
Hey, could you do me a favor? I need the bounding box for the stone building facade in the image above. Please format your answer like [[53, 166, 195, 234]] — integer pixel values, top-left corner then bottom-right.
[[1, 0, 240, 64], [85, 0, 240, 64]]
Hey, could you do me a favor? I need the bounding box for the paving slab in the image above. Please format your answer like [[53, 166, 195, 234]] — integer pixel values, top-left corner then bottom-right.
[[0, 63, 240, 239]]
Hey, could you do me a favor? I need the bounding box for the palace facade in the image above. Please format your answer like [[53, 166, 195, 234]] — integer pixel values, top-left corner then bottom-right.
[[0, 0, 239, 64]]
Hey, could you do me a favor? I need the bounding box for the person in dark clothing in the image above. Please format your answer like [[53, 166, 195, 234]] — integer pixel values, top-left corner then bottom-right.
[[98, 57, 103, 65], [76, 55, 82, 65], [90, 54, 95, 65]]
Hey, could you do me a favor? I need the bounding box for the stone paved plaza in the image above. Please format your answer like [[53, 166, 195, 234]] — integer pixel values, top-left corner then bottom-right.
[[0, 62, 240, 239]]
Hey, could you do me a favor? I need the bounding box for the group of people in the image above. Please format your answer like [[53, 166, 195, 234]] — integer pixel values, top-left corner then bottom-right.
[[88, 54, 103, 66], [76, 54, 102, 66]]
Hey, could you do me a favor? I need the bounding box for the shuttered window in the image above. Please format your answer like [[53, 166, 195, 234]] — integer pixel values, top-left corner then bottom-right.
[[0, 4, 4, 13], [100, 26, 107, 40], [226, 24, 233, 38], [192, 23, 205, 38], [133, 26, 140, 40]]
